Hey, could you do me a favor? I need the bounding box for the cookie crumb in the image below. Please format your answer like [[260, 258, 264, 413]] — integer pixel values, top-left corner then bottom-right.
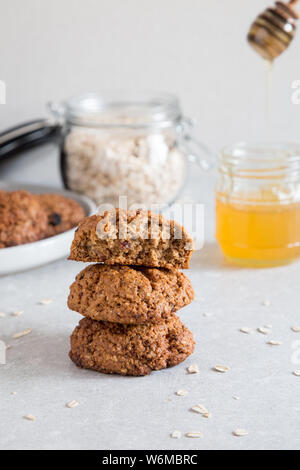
[[23, 415, 36, 422], [213, 365, 229, 373], [185, 432, 203, 439], [13, 328, 31, 339], [171, 430, 181, 439], [39, 299, 53, 305], [233, 429, 248, 437], [66, 400, 79, 408], [10, 391, 17, 395], [187, 364, 199, 374], [176, 390, 188, 396]]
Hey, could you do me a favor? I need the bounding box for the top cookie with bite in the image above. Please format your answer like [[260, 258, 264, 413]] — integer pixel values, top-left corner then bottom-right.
[[69, 209, 194, 269]]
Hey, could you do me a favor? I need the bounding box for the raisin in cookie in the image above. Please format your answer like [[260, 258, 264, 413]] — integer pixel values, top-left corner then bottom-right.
[[68, 264, 194, 324], [37, 194, 85, 237], [69, 209, 194, 269], [0, 190, 47, 248], [69, 316, 195, 376]]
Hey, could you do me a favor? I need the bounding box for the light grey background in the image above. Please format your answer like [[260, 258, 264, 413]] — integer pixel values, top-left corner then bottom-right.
[[0, 0, 300, 149], [1, 0, 300, 451]]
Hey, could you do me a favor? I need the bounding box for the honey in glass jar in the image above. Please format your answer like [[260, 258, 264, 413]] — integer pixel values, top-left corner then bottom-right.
[[216, 143, 300, 267]]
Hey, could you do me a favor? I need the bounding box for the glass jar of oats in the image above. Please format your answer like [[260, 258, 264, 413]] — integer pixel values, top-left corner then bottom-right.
[[50, 92, 212, 208]]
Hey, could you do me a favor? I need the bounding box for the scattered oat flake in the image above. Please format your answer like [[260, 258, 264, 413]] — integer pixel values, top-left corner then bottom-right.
[[171, 430, 181, 439], [185, 432, 203, 439], [240, 327, 252, 334], [268, 340, 282, 346], [191, 404, 209, 415], [13, 328, 31, 339], [203, 412, 211, 419], [39, 299, 53, 305], [291, 326, 300, 333], [213, 365, 229, 373], [11, 311, 24, 317], [187, 364, 199, 374], [66, 400, 79, 408], [233, 429, 248, 437], [262, 300, 271, 307], [293, 370, 300, 377], [0, 312, 5, 318], [176, 390, 188, 396], [257, 327, 269, 335], [23, 415, 36, 422]]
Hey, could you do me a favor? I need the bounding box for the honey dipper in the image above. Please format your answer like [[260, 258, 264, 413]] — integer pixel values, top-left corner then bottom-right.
[[248, 0, 299, 61]]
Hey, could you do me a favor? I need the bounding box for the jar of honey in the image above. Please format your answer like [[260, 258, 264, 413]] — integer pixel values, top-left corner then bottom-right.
[[216, 143, 300, 267]]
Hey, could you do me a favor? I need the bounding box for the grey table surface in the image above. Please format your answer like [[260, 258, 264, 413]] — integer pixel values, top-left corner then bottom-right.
[[1, 146, 300, 450]]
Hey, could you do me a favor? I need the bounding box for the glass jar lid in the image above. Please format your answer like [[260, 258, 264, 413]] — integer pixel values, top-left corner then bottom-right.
[[220, 142, 300, 180], [60, 91, 182, 129]]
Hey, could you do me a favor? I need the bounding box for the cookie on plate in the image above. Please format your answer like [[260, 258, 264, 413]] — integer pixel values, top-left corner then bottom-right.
[[37, 194, 85, 237], [0, 190, 47, 248], [68, 264, 194, 324], [69, 209, 194, 269], [69, 315, 195, 376]]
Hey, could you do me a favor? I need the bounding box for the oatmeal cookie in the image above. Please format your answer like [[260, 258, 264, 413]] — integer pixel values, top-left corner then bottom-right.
[[0, 190, 47, 248], [69, 316, 195, 376], [68, 264, 194, 324], [69, 209, 194, 269], [37, 194, 85, 237]]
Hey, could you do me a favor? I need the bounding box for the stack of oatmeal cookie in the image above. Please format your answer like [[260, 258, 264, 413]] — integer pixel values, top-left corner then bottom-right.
[[67, 209, 195, 376]]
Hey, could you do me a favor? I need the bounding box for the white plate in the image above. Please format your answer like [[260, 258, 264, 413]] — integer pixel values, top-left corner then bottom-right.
[[0, 182, 96, 276]]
